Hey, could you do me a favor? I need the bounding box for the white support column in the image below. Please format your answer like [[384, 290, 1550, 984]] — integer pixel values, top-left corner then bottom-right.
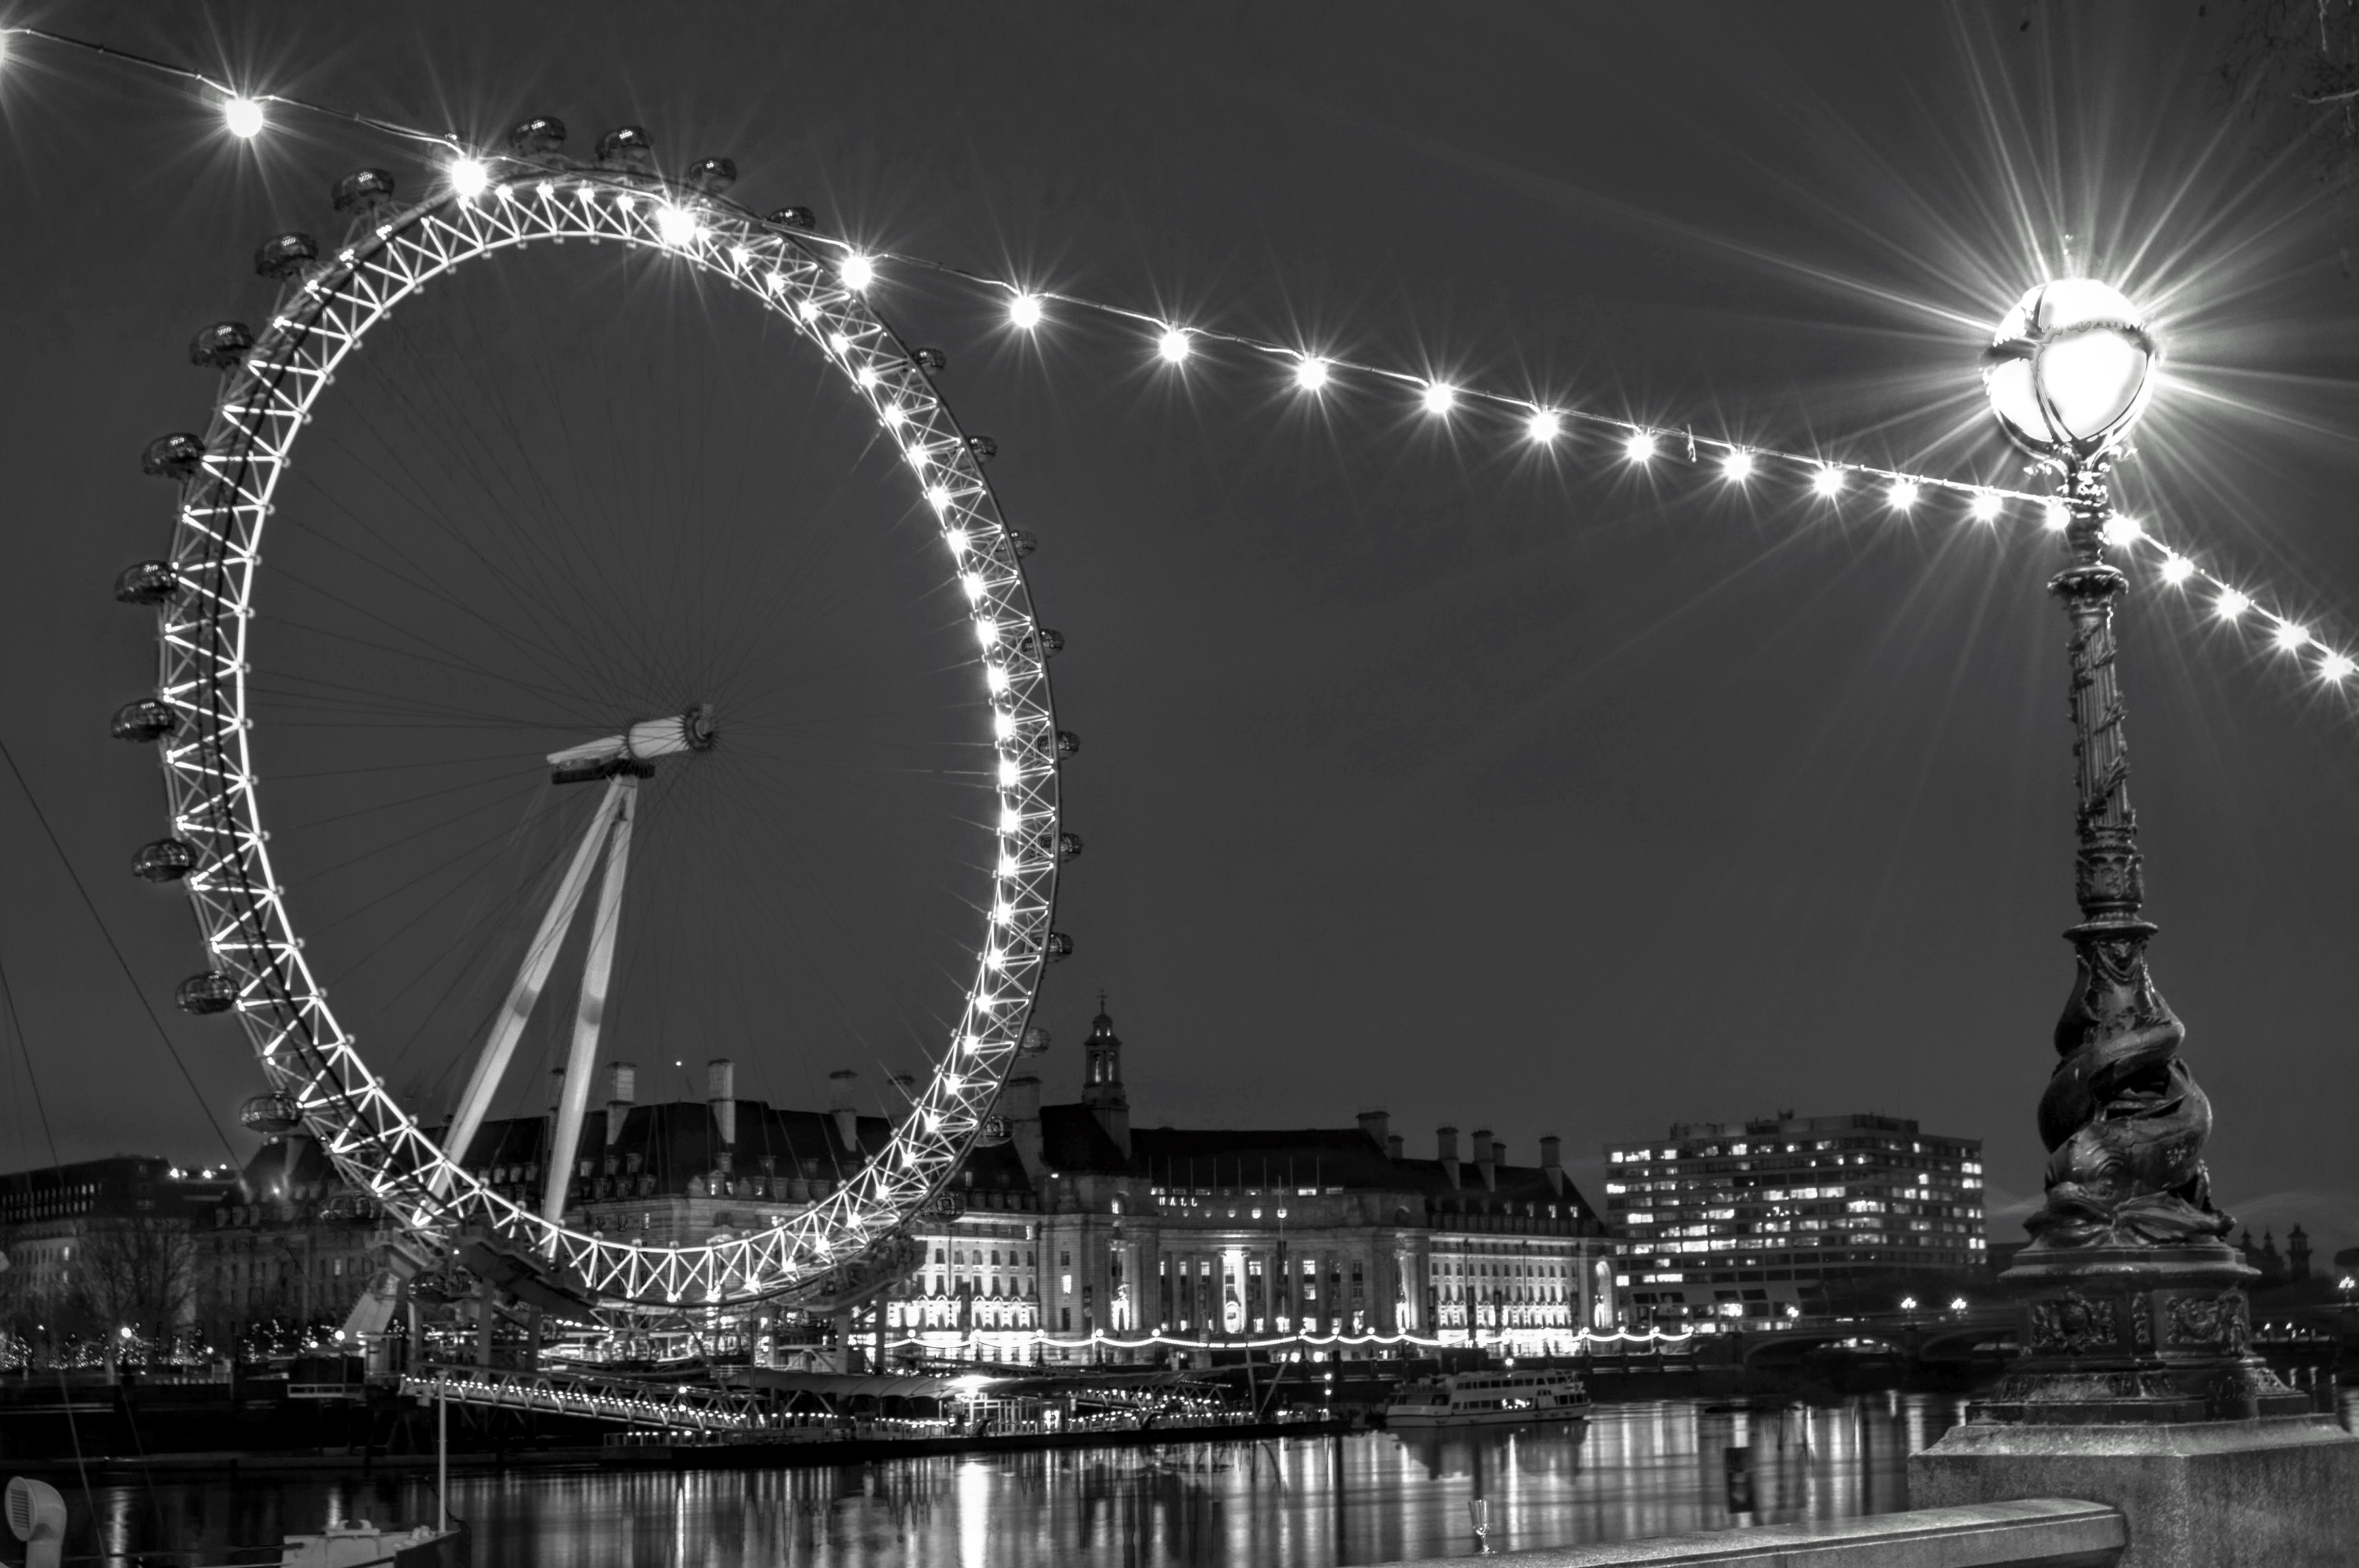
[[542, 779, 637, 1236], [434, 776, 627, 1197]]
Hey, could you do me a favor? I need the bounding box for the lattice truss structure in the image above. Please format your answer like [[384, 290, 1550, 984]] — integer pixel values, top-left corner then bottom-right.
[[136, 154, 1063, 1309]]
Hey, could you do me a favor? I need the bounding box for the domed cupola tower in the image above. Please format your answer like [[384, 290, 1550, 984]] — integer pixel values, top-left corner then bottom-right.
[[1082, 993, 1130, 1155]]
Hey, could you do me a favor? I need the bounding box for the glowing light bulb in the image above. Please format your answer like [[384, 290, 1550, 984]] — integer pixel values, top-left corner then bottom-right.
[[1008, 293, 1044, 330], [839, 253, 875, 291], [998, 759, 1020, 787], [2324, 652, 2357, 683], [927, 484, 954, 512], [448, 157, 491, 199], [224, 96, 266, 138], [1525, 410, 1562, 444], [993, 712, 1015, 740], [797, 299, 822, 322], [1887, 480, 1919, 511], [1293, 355, 1331, 391], [975, 618, 998, 649], [1969, 490, 2002, 521], [1623, 431, 1655, 463], [1812, 466, 1846, 498], [2102, 514, 2142, 547], [1721, 451, 1754, 483], [2217, 589, 2251, 620], [960, 571, 986, 601], [1420, 382, 1457, 416], [944, 527, 971, 555], [1158, 327, 1192, 364], [998, 808, 1023, 834], [2044, 500, 2071, 532], [2274, 621, 2309, 652], [2160, 553, 2195, 584]]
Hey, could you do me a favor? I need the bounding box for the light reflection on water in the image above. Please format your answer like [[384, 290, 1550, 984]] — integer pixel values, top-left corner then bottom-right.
[[78, 1395, 1977, 1566]]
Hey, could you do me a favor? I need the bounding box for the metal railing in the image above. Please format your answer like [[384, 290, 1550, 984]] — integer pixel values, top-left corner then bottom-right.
[[401, 1364, 770, 1432]]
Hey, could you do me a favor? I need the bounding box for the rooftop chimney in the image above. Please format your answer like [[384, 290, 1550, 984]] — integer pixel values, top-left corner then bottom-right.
[[1000, 1075, 1045, 1181], [1540, 1134, 1564, 1194], [605, 1061, 636, 1146], [829, 1069, 860, 1157], [707, 1058, 737, 1148], [1438, 1126, 1461, 1189], [1386, 1133, 1404, 1162], [1357, 1110, 1389, 1148], [1473, 1129, 1497, 1191]]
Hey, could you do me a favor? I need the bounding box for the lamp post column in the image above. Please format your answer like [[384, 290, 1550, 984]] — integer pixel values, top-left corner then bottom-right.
[[1914, 279, 2359, 1557], [1977, 458, 2303, 1423]]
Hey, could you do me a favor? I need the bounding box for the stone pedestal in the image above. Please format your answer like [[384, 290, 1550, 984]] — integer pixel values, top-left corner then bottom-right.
[[1910, 1415, 2359, 1568]]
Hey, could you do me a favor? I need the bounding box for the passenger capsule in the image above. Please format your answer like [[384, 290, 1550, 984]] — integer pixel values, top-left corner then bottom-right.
[[239, 1092, 302, 1136], [111, 699, 177, 743], [133, 838, 199, 883], [967, 435, 998, 463], [911, 347, 947, 375], [114, 561, 181, 605], [330, 168, 398, 214], [253, 231, 319, 280], [766, 205, 816, 230], [1019, 1026, 1051, 1055], [1057, 832, 1084, 862], [1006, 529, 1038, 559], [1055, 729, 1080, 756], [596, 125, 655, 169], [686, 156, 737, 195], [141, 433, 207, 481], [974, 1116, 1012, 1147], [188, 322, 254, 369], [176, 971, 239, 1016], [1034, 628, 1065, 658], [507, 115, 567, 154], [1045, 932, 1074, 962]]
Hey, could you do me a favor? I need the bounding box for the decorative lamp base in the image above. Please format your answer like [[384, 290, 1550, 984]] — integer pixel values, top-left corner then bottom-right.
[[1971, 1243, 2311, 1424], [1909, 1243, 2351, 1568]]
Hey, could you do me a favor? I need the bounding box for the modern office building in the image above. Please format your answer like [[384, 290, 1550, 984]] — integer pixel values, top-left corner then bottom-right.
[[1603, 1112, 1985, 1329]]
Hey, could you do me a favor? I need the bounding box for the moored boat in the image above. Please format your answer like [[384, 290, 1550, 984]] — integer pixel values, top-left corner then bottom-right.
[[1383, 1368, 1591, 1428]]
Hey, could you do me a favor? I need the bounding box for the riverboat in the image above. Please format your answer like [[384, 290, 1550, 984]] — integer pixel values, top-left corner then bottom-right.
[[1382, 1369, 1591, 1428]]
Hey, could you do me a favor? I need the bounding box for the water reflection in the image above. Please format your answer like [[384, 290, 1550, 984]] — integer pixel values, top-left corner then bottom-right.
[[61, 1394, 1983, 1567]]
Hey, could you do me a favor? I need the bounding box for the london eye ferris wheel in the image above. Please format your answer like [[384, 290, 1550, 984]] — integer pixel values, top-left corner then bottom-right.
[[115, 118, 1074, 1312]]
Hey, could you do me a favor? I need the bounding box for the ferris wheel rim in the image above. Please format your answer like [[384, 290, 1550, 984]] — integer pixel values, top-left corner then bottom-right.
[[141, 151, 1063, 1310]]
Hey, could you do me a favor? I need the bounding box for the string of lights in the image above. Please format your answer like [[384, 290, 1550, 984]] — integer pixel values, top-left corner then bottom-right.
[[7, 25, 2355, 702], [881, 1325, 1698, 1354]]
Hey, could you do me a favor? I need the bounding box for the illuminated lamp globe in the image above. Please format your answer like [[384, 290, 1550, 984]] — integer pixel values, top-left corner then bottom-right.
[[1981, 278, 2156, 460]]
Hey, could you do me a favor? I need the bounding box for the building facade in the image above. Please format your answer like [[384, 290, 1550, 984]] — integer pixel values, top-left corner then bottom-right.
[[0, 1155, 237, 1356], [887, 1006, 1619, 1364], [4, 1007, 1619, 1368], [1604, 1112, 1985, 1328]]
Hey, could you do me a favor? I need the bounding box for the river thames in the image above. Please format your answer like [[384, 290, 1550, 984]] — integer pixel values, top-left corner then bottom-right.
[[62, 1394, 2030, 1566]]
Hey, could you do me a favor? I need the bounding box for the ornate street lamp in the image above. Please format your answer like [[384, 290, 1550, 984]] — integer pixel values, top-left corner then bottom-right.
[[1973, 280, 2303, 1421]]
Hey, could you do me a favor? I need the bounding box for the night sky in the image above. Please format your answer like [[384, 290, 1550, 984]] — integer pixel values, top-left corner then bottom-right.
[[4, 3, 2359, 1261]]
